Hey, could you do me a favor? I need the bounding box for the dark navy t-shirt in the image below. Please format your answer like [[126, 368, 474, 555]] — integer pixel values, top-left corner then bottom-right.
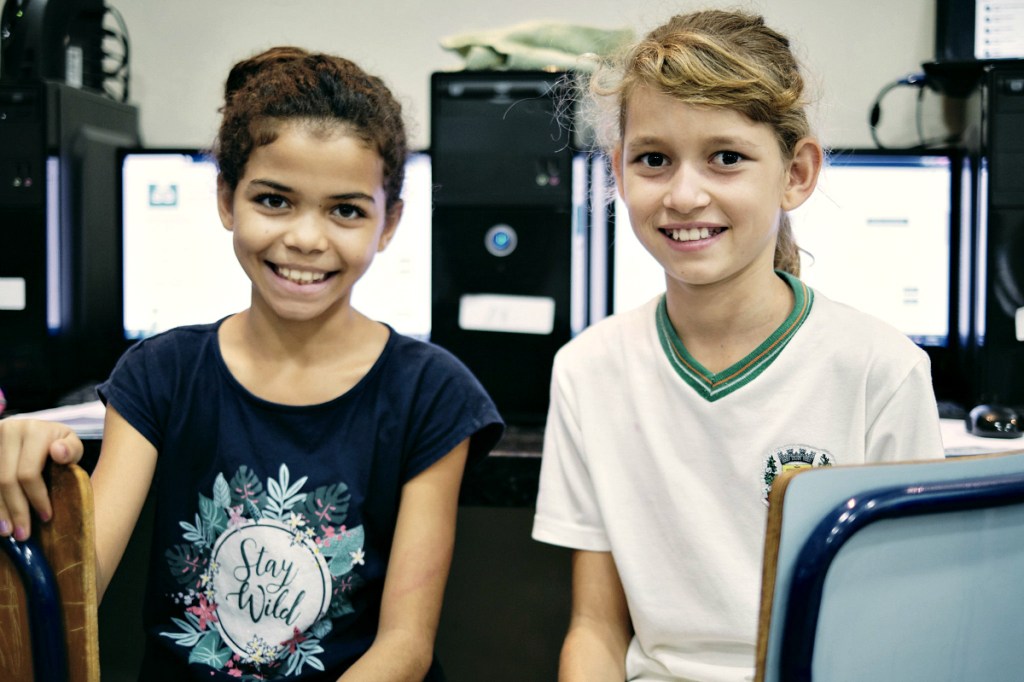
[[97, 321, 503, 681]]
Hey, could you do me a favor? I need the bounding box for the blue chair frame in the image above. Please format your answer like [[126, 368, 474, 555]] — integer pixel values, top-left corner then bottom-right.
[[1, 535, 69, 682], [0, 462, 98, 682]]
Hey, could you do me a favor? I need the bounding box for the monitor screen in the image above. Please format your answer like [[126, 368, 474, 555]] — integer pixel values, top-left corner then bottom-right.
[[790, 150, 955, 347], [936, 0, 1024, 62], [607, 150, 956, 347], [119, 150, 432, 341], [350, 152, 432, 340], [972, 0, 1024, 60], [610, 194, 665, 315]]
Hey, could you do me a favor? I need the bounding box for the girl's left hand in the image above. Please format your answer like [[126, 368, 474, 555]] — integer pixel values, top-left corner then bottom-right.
[[0, 418, 84, 540]]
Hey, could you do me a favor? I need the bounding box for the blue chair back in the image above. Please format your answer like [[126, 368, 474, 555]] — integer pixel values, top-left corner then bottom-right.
[[756, 450, 1024, 682]]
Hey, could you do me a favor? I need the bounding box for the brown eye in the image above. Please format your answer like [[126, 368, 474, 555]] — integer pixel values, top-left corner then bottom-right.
[[256, 193, 289, 209], [333, 203, 367, 220], [639, 152, 668, 168], [713, 151, 744, 166]]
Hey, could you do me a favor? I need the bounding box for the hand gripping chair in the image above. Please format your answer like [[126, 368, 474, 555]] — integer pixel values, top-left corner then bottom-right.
[[0, 462, 99, 682], [756, 449, 1024, 682]]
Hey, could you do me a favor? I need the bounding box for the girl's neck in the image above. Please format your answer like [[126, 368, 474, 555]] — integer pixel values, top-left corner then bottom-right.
[[218, 302, 389, 405], [663, 268, 794, 374], [239, 300, 362, 359]]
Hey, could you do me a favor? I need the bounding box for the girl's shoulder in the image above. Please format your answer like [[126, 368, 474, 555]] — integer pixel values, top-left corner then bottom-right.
[[118, 320, 223, 367], [804, 290, 926, 362], [554, 296, 661, 370], [379, 330, 487, 387], [128, 319, 222, 348]]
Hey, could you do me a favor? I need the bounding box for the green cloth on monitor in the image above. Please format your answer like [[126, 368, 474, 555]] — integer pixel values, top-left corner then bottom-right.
[[440, 21, 634, 72]]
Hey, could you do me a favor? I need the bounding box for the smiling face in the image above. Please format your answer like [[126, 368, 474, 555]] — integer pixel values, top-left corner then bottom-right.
[[613, 86, 814, 296], [217, 121, 401, 326]]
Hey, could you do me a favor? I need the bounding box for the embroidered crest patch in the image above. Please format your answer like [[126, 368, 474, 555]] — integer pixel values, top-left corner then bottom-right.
[[762, 444, 834, 504]]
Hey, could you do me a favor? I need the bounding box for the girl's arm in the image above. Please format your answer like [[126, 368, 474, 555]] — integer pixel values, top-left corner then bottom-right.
[[339, 438, 470, 682], [88, 404, 158, 600], [560, 550, 632, 682], [0, 419, 83, 540]]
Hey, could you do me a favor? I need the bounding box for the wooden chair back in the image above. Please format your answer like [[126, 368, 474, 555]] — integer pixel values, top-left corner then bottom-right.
[[0, 462, 99, 682]]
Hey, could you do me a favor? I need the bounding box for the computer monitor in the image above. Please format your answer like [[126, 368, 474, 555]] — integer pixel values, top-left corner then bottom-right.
[[119, 149, 432, 341], [609, 193, 665, 315], [936, 0, 1024, 62], [790, 150, 957, 349], [607, 150, 959, 350], [352, 151, 432, 340]]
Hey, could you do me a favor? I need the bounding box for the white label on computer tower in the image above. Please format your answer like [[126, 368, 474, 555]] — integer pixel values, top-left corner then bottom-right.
[[0, 278, 26, 310], [458, 294, 555, 335], [1016, 306, 1024, 342]]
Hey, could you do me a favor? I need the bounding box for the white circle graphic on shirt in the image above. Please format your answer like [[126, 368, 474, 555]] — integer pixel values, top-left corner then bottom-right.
[[210, 519, 332, 661]]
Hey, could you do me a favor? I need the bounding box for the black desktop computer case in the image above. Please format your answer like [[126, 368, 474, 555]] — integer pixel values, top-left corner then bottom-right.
[[429, 71, 584, 425], [965, 63, 1024, 408], [0, 81, 139, 411]]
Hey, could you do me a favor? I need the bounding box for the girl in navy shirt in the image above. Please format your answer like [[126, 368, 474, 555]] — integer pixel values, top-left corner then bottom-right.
[[0, 46, 502, 681]]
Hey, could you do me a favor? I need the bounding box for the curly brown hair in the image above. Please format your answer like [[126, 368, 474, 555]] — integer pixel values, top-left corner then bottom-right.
[[213, 46, 408, 210], [587, 10, 814, 276]]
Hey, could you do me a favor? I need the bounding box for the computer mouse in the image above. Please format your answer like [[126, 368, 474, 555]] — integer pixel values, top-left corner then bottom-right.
[[966, 404, 1022, 439]]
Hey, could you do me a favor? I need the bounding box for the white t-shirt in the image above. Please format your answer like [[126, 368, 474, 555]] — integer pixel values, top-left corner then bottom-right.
[[533, 275, 944, 682]]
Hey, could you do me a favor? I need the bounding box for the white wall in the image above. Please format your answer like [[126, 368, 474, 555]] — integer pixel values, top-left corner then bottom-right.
[[110, 0, 945, 151]]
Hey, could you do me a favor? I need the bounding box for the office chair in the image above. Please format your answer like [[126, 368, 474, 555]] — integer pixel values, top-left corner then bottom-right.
[[0, 462, 100, 682], [756, 449, 1024, 682]]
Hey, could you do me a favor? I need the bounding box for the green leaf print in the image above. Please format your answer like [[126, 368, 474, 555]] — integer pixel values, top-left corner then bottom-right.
[[303, 482, 351, 528], [325, 525, 365, 576], [166, 543, 206, 586], [188, 631, 232, 668], [229, 465, 266, 508], [199, 493, 227, 541], [266, 464, 309, 520], [327, 572, 364, 619], [160, 613, 205, 647], [213, 473, 232, 509], [310, 619, 332, 639], [179, 513, 206, 547], [281, 637, 326, 676]]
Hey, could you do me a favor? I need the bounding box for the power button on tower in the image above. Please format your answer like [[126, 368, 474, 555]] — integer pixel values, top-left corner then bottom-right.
[[484, 224, 518, 257]]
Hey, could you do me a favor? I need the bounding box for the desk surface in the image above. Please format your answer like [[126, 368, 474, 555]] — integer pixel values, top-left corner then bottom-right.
[[18, 402, 1003, 456], [939, 418, 1023, 456], [8, 404, 1022, 506]]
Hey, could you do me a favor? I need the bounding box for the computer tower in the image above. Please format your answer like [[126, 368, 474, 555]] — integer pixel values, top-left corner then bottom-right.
[[966, 63, 1024, 408], [0, 81, 139, 411], [430, 71, 587, 424]]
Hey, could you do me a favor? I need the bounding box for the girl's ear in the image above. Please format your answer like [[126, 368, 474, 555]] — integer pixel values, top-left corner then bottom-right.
[[378, 200, 404, 253], [781, 138, 823, 212], [217, 175, 235, 231], [611, 145, 626, 200]]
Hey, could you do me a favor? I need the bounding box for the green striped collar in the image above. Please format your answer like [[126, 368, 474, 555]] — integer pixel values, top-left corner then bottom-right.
[[655, 271, 813, 402]]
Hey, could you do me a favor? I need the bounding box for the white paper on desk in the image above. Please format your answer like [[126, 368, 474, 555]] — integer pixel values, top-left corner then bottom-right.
[[458, 293, 555, 335], [6, 400, 106, 439]]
